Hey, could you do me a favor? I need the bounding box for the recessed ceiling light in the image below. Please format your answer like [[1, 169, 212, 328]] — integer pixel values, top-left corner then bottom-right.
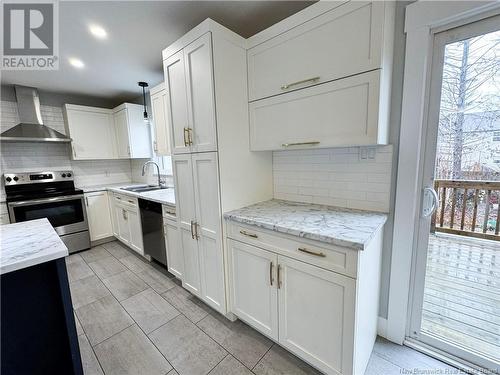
[[89, 24, 107, 39], [69, 58, 84, 69]]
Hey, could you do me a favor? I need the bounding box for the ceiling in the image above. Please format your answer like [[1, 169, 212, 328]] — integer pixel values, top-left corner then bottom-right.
[[1, 1, 314, 105]]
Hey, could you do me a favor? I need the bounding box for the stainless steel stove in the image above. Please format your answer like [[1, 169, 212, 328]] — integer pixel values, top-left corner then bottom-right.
[[4, 170, 90, 253]]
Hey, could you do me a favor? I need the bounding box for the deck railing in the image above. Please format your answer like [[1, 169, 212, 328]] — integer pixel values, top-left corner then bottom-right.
[[431, 179, 500, 241]]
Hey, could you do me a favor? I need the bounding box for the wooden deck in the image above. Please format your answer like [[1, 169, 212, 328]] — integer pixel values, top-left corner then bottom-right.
[[422, 233, 500, 362]]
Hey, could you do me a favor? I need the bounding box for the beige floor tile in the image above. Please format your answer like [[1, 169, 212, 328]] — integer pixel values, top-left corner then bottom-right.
[[210, 355, 253, 375], [136, 266, 176, 294], [70, 275, 111, 309], [149, 315, 226, 375], [253, 345, 322, 375], [78, 333, 104, 375], [122, 289, 179, 333], [80, 246, 112, 263], [101, 241, 131, 259], [94, 325, 172, 375], [102, 270, 148, 301], [162, 285, 211, 323], [67, 257, 94, 282], [119, 254, 151, 274], [75, 295, 134, 345], [197, 313, 273, 369], [88, 256, 127, 279]]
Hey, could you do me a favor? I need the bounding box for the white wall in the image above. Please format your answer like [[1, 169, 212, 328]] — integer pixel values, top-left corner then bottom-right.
[[273, 146, 393, 213], [0, 100, 133, 200]]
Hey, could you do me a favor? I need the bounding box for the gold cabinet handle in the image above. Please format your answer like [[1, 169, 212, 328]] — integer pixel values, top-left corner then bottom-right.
[[277, 264, 282, 289], [194, 221, 200, 240], [269, 261, 274, 286], [183, 127, 189, 147], [187, 128, 193, 145], [298, 247, 326, 257], [281, 76, 320, 90], [122, 209, 127, 220], [239, 230, 258, 238], [190, 220, 195, 239], [282, 141, 320, 147]]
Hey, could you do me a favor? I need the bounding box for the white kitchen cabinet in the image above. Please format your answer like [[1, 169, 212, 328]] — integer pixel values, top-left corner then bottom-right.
[[150, 83, 171, 155], [228, 240, 278, 340], [172, 152, 224, 311], [109, 192, 119, 237], [112, 103, 152, 159], [85, 191, 113, 241], [246, 0, 395, 151], [164, 33, 217, 154], [278, 256, 356, 375], [63, 104, 115, 160], [226, 220, 384, 375], [164, 218, 183, 279], [249, 70, 384, 150], [113, 193, 143, 255], [247, 2, 392, 101]]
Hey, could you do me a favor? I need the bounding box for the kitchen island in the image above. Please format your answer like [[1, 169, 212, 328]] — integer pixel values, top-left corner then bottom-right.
[[1, 219, 83, 375]]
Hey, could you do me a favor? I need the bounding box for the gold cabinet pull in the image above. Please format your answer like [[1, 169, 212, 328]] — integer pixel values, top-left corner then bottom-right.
[[281, 141, 320, 147], [298, 247, 326, 257], [194, 221, 200, 240], [239, 230, 258, 238], [277, 264, 282, 289], [183, 127, 189, 147], [187, 128, 193, 145], [190, 220, 195, 239], [281, 76, 320, 90], [269, 261, 274, 286]]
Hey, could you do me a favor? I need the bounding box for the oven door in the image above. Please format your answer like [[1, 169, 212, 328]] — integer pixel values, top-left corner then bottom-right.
[[8, 194, 88, 235]]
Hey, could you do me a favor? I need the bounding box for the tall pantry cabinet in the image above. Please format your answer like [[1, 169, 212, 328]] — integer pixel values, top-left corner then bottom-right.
[[162, 20, 273, 314]]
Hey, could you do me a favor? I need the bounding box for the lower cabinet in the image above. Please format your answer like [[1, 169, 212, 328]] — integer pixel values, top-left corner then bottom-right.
[[84, 191, 113, 241], [163, 218, 183, 279], [228, 237, 367, 375], [112, 193, 144, 255]]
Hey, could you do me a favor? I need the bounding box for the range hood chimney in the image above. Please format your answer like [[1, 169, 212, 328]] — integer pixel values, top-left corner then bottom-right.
[[0, 85, 71, 143]]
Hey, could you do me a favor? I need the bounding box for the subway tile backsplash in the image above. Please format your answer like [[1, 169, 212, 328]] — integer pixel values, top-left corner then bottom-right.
[[273, 146, 393, 212]]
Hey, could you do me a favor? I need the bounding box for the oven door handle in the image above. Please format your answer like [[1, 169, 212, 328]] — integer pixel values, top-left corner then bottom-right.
[[7, 194, 85, 207]]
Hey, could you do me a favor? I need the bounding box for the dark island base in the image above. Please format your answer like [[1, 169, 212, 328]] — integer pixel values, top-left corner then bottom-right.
[[1, 258, 83, 375]]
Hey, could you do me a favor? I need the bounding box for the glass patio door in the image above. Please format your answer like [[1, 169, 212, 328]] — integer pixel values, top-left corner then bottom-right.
[[409, 14, 500, 372]]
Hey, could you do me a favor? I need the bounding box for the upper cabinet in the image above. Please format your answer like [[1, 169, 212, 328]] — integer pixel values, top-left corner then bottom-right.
[[164, 33, 217, 154], [64, 103, 152, 160], [113, 103, 152, 159], [63, 105, 115, 160], [247, 1, 395, 151], [150, 83, 172, 155]]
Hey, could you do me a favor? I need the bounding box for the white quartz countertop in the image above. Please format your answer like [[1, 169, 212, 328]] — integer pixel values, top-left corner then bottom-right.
[[79, 183, 176, 207], [224, 199, 388, 250], [0, 218, 68, 275]]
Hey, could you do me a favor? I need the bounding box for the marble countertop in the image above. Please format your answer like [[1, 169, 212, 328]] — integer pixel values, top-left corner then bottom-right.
[[79, 183, 176, 207], [0, 218, 68, 275], [224, 199, 388, 250]]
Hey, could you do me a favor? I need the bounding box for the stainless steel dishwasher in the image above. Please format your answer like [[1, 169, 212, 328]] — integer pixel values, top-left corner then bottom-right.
[[139, 198, 167, 266]]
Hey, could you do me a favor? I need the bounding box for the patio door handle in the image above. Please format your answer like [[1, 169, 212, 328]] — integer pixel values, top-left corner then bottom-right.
[[422, 187, 439, 218]]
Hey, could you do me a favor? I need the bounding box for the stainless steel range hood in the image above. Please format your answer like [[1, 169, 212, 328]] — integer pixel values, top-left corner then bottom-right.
[[0, 86, 71, 143]]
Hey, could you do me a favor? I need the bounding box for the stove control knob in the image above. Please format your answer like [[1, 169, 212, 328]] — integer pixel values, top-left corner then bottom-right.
[[67, 173, 72, 177], [61, 173, 66, 177], [13, 176, 18, 182], [6, 177, 12, 182]]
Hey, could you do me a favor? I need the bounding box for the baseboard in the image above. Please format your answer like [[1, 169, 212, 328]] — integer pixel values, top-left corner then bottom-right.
[[377, 317, 388, 338], [90, 236, 115, 247]]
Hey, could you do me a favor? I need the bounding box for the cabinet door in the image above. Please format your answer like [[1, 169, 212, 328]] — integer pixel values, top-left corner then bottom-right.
[[192, 152, 224, 312], [116, 206, 131, 244], [109, 194, 119, 237], [277, 256, 356, 375], [164, 50, 190, 154], [65, 106, 115, 159], [127, 104, 153, 158], [228, 240, 278, 340], [172, 154, 201, 296], [85, 192, 113, 241], [249, 70, 381, 151], [248, 1, 386, 101], [151, 89, 171, 156], [164, 220, 183, 279], [183, 33, 217, 153], [127, 208, 144, 255], [113, 108, 130, 158]]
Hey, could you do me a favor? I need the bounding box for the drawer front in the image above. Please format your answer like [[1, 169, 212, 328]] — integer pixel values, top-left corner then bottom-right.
[[249, 70, 381, 151], [248, 1, 384, 101], [227, 222, 357, 278], [113, 193, 138, 211], [162, 204, 176, 220]]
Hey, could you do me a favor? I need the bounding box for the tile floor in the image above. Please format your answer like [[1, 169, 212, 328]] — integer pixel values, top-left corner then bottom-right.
[[68, 241, 458, 375]]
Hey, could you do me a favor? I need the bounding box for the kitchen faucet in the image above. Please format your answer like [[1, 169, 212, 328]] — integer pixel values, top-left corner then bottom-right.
[[141, 161, 163, 187]]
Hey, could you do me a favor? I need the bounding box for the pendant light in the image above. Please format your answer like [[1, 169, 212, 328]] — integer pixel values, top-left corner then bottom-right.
[[138, 81, 149, 123]]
